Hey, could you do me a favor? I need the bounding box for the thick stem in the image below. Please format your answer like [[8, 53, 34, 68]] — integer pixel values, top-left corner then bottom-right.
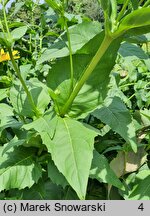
[[8, 48, 40, 117], [60, 34, 114, 116]]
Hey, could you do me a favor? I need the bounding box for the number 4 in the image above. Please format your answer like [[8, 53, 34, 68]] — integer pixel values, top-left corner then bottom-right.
[[138, 203, 144, 211]]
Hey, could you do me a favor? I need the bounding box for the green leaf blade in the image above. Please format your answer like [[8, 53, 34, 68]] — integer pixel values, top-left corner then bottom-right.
[[92, 97, 137, 152], [90, 150, 123, 189], [11, 26, 27, 41], [0, 146, 42, 191], [46, 117, 97, 199]]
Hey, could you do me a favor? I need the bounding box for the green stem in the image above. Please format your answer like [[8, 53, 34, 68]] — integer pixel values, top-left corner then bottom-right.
[[0, 20, 5, 33], [120, 83, 135, 88], [64, 17, 74, 93], [60, 34, 114, 116], [2, 2, 10, 35], [127, 93, 135, 101], [8, 48, 40, 117], [143, 0, 150, 7], [39, 35, 43, 51], [117, 0, 130, 22]]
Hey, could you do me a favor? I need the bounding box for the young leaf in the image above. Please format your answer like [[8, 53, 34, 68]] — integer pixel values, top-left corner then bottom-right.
[[92, 96, 137, 152], [45, 117, 97, 199], [90, 150, 123, 189]]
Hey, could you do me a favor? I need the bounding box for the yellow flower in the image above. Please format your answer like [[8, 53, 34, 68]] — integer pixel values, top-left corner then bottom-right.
[[0, 49, 20, 62]]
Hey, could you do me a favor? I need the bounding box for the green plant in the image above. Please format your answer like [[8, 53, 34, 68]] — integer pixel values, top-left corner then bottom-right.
[[0, 0, 150, 200]]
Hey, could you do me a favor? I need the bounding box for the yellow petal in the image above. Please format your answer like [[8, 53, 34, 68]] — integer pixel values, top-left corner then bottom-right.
[[0, 49, 20, 62]]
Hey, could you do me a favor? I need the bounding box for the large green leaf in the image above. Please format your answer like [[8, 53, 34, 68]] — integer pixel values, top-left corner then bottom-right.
[[90, 150, 123, 189], [92, 96, 137, 152], [23, 113, 97, 199], [47, 31, 122, 118], [9, 78, 50, 117], [38, 21, 102, 64], [0, 146, 42, 191], [44, 117, 97, 199]]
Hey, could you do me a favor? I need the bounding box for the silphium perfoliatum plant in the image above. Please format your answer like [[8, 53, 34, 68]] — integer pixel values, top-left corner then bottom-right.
[[0, 0, 150, 200]]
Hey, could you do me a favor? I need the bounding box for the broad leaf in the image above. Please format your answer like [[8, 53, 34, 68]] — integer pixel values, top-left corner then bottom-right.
[[38, 21, 102, 64], [0, 146, 42, 191], [92, 96, 137, 152], [47, 31, 122, 118], [45, 117, 97, 199], [90, 150, 123, 189]]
